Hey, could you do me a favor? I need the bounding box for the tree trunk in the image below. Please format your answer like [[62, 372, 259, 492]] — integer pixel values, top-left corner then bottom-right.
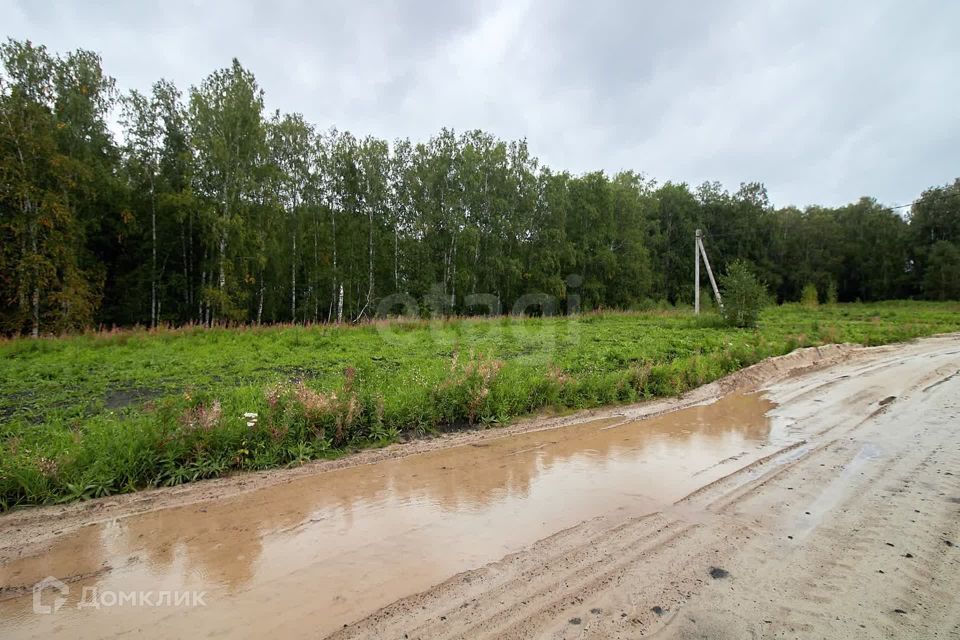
[[450, 235, 457, 309], [216, 230, 226, 325], [366, 206, 374, 315], [30, 286, 39, 338], [199, 245, 207, 325], [28, 211, 39, 338], [189, 212, 195, 317], [313, 211, 320, 321], [257, 276, 265, 325], [180, 221, 189, 321], [151, 193, 157, 328], [218, 234, 226, 291], [291, 231, 297, 322], [337, 283, 344, 323], [330, 206, 338, 319]]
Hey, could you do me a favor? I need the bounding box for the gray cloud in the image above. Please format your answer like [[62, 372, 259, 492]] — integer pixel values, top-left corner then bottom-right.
[[3, 0, 958, 207]]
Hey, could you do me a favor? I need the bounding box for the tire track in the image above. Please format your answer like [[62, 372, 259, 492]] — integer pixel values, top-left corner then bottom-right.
[[332, 335, 960, 639]]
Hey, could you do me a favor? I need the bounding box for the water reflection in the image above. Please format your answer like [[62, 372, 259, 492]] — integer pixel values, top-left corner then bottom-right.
[[1, 392, 777, 639]]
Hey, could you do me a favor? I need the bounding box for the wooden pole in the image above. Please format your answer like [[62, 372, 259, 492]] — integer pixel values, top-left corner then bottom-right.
[[697, 236, 723, 310], [695, 229, 701, 314]]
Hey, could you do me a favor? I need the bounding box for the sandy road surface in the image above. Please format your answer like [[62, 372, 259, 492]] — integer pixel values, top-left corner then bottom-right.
[[1, 335, 959, 639], [331, 336, 960, 639]]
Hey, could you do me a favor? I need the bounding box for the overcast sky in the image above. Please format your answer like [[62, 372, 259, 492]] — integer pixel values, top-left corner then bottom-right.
[[3, 0, 958, 208]]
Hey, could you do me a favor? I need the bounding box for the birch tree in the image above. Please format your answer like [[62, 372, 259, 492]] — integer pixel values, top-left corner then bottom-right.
[[152, 79, 196, 322], [120, 89, 162, 327], [267, 112, 314, 321], [189, 59, 265, 323], [0, 40, 107, 335]]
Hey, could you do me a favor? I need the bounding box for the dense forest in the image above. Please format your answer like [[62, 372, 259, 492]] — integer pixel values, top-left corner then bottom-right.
[[1, 39, 959, 336]]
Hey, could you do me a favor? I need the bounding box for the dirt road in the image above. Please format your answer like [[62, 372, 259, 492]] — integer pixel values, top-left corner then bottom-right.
[[2, 336, 959, 638]]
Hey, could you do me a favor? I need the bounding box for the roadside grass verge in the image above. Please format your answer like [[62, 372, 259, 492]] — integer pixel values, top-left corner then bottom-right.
[[1, 301, 958, 509]]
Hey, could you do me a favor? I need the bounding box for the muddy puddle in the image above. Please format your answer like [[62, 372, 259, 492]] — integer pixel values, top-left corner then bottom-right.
[[1, 392, 783, 639]]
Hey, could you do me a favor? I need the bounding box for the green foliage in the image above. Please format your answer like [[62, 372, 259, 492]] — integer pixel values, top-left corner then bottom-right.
[[801, 283, 819, 307], [910, 180, 960, 292], [2, 40, 960, 509], [923, 241, 960, 300], [0, 39, 109, 335], [719, 260, 769, 328], [826, 280, 839, 305], [3, 37, 960, 336], [2, 302, 959, 509]]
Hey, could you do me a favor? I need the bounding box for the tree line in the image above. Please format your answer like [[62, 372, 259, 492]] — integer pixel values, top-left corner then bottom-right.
[[2, 38, 959, 336]]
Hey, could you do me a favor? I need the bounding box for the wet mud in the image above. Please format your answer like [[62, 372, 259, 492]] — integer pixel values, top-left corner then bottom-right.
[[1, 392, 778, 639]]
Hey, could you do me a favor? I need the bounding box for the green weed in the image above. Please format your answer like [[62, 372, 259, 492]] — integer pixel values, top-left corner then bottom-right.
[[1, 302, 959, 509]]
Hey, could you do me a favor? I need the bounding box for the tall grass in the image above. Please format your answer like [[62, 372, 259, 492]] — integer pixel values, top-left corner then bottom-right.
[[2, 301, 958, 509]]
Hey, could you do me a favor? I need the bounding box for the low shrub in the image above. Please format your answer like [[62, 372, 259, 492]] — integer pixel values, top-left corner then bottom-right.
[[801, 283, 819, 307], [719, 260, 769, 328]]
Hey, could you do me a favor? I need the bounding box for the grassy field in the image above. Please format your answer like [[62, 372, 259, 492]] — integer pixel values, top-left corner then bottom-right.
[[1, 301, 959, 509]]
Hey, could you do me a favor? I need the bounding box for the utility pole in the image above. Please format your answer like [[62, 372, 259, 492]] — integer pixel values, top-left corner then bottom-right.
[[695, 229, 701, 314], [694, 229, 723, 313]]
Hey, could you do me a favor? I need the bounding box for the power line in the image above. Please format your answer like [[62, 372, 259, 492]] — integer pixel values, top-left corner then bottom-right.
[[889, 189, 960, 210], [697, 189, 960, 242]]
